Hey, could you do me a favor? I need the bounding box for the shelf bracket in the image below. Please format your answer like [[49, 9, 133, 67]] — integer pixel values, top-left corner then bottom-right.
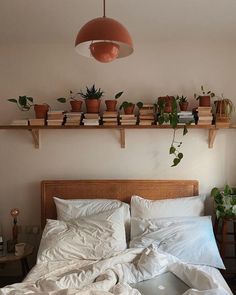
[[208, 129, 217, 148], [30, 129, 40, 149], [120, 128, 125, 148]]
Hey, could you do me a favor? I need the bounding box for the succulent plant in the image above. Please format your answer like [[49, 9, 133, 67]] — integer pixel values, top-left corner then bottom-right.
[[79, 84, 104, 99]]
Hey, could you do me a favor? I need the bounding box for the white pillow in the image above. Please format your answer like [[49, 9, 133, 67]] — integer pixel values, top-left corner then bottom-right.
[[130, 216, 225, 269], [37, 207, 126, 263], [54, 197, 130, 240], [131, 195, 205, 219]]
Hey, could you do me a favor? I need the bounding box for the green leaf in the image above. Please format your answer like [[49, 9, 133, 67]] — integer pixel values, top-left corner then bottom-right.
[[115, 91, 123, 99], [171, 158, 180, 167], [8, 98, 17, 103], [19, 96, 27, 107], [211, 187, 220, 197], [170, 116, 178, 128], [27, 97, 34, 103], [57, 97, 67, 103], [224, 184, 231, 195], [169, 146, 176, 154], [158, 116, 164, 125], [136, 102, 143, 109], [178, 153, 183, 159], [183, 125, 188, 135], [201, 85, 204, 91]]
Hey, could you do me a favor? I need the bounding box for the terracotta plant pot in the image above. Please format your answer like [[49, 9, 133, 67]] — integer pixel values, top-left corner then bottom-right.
[[124, 104, 135, 114], [105, 100, 117, 111], [179, 102, 189, 111], [158, 96, 174, 113], [85, 99, 101, 113], [70, 100, 83, 112], [34, 104, 49, 119], [199, 96, 211, 107]]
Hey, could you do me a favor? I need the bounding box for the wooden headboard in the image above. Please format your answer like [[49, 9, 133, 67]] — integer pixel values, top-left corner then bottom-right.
[[41, 180, 198, 228]]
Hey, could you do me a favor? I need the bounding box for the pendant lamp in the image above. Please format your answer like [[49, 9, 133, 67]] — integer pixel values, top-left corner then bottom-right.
[[75, 0, 133, 63]]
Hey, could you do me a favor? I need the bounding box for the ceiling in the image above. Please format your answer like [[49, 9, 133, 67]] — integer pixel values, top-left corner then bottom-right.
[[0, 0, 236, 44]]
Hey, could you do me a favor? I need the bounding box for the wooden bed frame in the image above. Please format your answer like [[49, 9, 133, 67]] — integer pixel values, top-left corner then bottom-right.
[[41, 179, 198, 228]]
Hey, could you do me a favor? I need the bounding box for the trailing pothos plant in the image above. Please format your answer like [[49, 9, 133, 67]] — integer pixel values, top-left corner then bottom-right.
[[156, 97, 189, 167], [211, 185, 236, 219], [8, 95, 34, 111]]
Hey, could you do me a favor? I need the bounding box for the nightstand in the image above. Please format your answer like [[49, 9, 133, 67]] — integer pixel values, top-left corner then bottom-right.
[[0, 243, 34, 279]]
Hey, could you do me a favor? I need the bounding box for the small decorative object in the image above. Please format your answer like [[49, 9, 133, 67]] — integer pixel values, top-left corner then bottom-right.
[[119, 101, 135, 114], [75, 0, 133, 63], [157, 97, 189, 167], [105, 91, 123, 111], [176, 95, 189, 111], [15, 242, 26, 256], [8, 96, 49, 119], [79, 84, 104, 113], [57, 90, 83, 112], [211, 185, 236, 219], [194, 86, 215, 107], [10, 208, 20, 243]]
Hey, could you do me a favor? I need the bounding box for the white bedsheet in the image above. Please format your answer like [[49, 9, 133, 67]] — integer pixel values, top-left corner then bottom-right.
[[0, 246, 233, 295]]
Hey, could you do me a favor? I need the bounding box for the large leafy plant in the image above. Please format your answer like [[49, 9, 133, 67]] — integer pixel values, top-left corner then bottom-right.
[[211, 185, 236, 219], [157, 97, 189, 167], [79, 84, 104, 100]]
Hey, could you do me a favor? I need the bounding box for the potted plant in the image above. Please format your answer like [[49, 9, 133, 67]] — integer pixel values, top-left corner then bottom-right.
[[211, 185, 236, 219], [57, 90, 83, 112], [214, 94, 235, 119], [8, 96, 49, 119], [157, 96, 174, 113], [194, 86, 215, 107], [176, 95, 188, 111], [105, 91, 124, 112], [157, 97, 188, 167], [119, 101, 135, 114], [79, 84, 104, 113]]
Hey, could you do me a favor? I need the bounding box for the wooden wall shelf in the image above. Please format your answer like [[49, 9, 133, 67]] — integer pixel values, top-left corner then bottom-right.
[[0, 124, 230, 149]]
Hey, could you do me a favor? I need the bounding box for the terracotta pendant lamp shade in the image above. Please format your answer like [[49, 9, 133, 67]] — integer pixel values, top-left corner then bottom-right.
[[75, 1, 133, 63]]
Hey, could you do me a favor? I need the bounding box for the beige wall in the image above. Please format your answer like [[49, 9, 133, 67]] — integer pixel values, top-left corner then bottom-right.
[[0, 41, 236, 241]]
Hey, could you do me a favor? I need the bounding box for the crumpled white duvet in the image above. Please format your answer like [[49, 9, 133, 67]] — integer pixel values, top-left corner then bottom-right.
[[0, 245, 233, 295]]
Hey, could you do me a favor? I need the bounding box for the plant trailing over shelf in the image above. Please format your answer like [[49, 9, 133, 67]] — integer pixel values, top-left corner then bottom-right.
[[79, 84, 104, 99], [211, 185, 236, 219], [157, 97, 189, 167]]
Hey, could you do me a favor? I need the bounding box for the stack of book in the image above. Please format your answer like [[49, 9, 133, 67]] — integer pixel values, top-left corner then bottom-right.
[[29, 118, 45, 126], [138, 104, 155, 125], [119, 114, 137, 125], [65, 112, 83, 126], [82, 113, 100, 126], [178, 111, 195, 125], [102, 111, 118, 126], [47, 111, 65, 126], [197, 107, 213, 125], [11, 119, 29, 126]]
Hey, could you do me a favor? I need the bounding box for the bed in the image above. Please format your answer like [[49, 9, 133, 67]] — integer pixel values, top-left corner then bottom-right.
[[0, 179, 233, 295]]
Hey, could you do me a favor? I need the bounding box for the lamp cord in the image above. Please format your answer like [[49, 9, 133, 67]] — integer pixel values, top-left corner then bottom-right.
[[103, 0, 106, 17]]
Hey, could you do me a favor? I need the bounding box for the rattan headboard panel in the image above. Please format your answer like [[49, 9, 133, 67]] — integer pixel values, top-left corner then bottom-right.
[[41, 179, 199, 228]]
